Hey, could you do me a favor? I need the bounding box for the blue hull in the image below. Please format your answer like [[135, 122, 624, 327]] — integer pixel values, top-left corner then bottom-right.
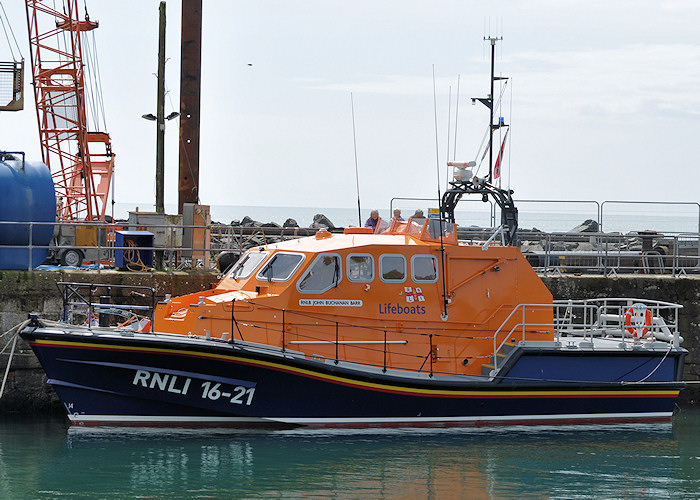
[[21, 328, 686, 427]]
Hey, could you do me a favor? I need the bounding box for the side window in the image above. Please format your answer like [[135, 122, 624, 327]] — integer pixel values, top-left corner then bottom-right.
[[297, 254, 342, 293], [228, 250, 268, 280], [380, 254, 406, 283], [412, 255, 438, 283], [256, 253, 304, 282], [347, 254, 374, 282]]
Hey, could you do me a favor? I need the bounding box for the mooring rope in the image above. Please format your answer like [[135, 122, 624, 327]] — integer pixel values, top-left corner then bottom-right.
[[0, 319, 31, 399]]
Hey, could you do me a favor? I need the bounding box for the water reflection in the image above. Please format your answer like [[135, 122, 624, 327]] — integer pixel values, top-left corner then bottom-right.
[[1, 412, 700, 498]]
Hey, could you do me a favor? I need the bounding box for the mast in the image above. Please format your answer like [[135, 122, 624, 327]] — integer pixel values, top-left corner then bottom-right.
[[441, 37, 518, 246], [488, 37, 497, 181]]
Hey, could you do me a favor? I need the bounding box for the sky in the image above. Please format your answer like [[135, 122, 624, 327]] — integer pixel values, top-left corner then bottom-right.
[[1, 0, 700, 218]]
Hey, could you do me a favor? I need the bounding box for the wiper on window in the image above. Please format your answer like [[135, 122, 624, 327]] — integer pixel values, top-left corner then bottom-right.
[[231, 261, 245, 279], [262, 263, 273, 282]]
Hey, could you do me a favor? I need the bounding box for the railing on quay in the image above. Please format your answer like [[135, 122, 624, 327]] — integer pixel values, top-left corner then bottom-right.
[[391, 198, 700, 235], [0, 219, 317, 273], [517, 230, 700, 277], [1, 218, 700, 276]]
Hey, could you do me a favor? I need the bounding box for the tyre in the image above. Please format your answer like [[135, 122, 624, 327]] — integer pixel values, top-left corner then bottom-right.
[[60, 249, 83, 267]]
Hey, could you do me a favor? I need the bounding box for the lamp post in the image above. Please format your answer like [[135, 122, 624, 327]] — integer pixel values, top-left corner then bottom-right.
[[141, 2, 179, 270], [141, 2, 179, 215], [141, 111, 179, 210]]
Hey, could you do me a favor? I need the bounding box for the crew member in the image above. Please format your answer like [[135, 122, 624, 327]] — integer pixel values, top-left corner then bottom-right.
[[364, 209, 380, 230]]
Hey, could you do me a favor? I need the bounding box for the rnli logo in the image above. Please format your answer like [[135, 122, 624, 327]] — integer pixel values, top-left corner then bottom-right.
[[404, 287, 425, 303]]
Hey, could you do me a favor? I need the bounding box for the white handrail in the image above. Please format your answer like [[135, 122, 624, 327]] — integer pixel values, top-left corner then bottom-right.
[[490, 299, 683, 372]]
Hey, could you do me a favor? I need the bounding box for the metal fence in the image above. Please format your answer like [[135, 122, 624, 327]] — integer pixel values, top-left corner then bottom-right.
[[2, 204, 700, 276], [391, 198, 700, 235], [0, 220, 324, 273], [517, 231, 700, 277]]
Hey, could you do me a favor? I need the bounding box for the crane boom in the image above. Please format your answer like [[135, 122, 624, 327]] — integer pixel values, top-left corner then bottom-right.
[[25, 0, 114, 221]]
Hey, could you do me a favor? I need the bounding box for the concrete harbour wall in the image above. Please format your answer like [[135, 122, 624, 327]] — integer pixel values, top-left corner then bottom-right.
[[0, 270, 698, 414], [0, 270, 217, 414]]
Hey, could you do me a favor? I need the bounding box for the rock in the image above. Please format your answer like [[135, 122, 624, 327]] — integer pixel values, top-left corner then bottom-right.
[[230, 219, 241, 226], [569, 219, 599, 233], [573, 242, 596, 252], [519, 241, 544, 253], [240, 216, 262, 227], [261, 222, 281, 228], [216, 251, 239, 273], [311, 214, 335, 229], [283, 218, 299, 228]]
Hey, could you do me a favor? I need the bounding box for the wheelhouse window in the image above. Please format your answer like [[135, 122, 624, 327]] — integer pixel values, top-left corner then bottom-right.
[[347, 254, 374, 282], [412, 255, 438, 283], [380, 254, 406, 282], [297, 253, 342, 293], [256, 253, 304, 282], [426, 219, 456, 240], [227, 250, 268, 280]]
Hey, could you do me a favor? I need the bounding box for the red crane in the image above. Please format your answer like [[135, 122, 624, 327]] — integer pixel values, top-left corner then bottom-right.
[[25, 0, 114, 221]]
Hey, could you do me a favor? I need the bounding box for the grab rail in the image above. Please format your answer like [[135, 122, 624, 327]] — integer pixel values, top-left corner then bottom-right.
[[57, 282, 156, 332], [490, 299, 683, 371]]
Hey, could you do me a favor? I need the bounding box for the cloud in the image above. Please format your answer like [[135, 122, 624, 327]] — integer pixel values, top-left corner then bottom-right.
[[509, 44, 700, 121], [296, 74, 453, 97]]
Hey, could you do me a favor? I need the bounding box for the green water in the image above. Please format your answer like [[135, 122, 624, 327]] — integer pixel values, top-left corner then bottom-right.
[[1, 411, 700, 499]]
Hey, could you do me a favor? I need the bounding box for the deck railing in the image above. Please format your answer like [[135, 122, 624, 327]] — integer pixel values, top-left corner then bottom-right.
[[490, 299, 683, 372]]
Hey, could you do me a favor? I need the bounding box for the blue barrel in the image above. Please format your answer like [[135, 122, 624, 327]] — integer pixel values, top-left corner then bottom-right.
[[0, 155, 56, 269]]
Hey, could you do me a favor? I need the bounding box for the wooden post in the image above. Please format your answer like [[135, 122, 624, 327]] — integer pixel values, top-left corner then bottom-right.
[[178, 0, 202, 214]]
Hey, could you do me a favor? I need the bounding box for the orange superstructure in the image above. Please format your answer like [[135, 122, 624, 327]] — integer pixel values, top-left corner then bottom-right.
[[154, 218, 553, 377]]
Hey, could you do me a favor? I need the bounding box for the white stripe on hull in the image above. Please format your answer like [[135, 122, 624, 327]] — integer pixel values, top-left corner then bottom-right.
[[68, 412, 673, 426]]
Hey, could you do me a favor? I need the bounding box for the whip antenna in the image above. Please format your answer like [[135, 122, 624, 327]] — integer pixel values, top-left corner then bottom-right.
[[432, 66, 441, 199], [432, 65, 449, 321], [351, 93, 362, 226]]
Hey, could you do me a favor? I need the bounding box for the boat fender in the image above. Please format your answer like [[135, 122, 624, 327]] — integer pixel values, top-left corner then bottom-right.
[[624, 304, 652, 338]]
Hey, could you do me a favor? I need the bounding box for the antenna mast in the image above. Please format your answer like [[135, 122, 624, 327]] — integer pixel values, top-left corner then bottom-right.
[[473, 36, 508, 182], [442, 37, 518, 246], [488, 37, 497, 180]]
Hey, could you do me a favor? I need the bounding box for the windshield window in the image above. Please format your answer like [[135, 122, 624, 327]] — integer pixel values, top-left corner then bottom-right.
[[375, 218, 391, 234], [256, 253, 304, 282], [227, 250, 268, 280], [426, 219, 456, 240], [297, 254, 342, 293]]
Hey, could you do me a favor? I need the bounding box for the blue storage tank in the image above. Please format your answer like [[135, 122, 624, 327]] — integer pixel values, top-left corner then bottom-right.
[[0, 155, 56, 269]]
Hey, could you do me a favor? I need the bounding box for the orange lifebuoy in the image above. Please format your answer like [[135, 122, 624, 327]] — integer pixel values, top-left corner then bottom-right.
[[624, 305, 652, 338]]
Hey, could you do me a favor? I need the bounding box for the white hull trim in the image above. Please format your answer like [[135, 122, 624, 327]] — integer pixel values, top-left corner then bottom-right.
[[67, 412, 673, 426]]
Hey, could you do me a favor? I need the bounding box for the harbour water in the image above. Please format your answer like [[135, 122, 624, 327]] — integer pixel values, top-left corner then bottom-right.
[[2, 410, 700, 498]]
